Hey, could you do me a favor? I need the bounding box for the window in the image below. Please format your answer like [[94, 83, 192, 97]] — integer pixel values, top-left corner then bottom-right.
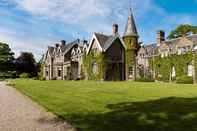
[[129, 67, 133, 78], [161, 53, 164, 58], [58, 70, 62, 77], [188, 64, 193, 76], [46, 71, 48, 76], [92, 62, 98, 74], [172, 66, 176, 78]]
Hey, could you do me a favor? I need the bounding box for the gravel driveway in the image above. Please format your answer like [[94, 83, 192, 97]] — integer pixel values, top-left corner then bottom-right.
[[0, 82, 74, 131]]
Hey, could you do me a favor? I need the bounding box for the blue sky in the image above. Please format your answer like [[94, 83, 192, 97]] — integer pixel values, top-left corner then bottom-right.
[[0, 0, 197, 60]]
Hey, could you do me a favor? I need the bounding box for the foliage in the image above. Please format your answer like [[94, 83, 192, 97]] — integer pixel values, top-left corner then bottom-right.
[[83, 52, 105, 80], [0, 71, 16, 79], [19, 73, 30, 78], [37, 62, 45, 80], [11, 79, 197, 131], [136, 77, 155, 82], [16, 52, 37, 77], [168, 24, 197, 39], [124, 36, 137, 80], [149, 52, 196, 82], [0, 42, 15, 78], [176, 75, 193, 84]]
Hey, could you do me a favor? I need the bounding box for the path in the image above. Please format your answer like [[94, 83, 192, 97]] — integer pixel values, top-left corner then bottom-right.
[[0, 82, 74, 131]]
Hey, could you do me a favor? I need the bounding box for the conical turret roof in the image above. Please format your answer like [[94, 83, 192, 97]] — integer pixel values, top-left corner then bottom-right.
[[124, 8, 138, 37]]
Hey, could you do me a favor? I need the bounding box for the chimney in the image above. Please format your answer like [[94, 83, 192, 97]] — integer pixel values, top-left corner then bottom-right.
[[112, 24, 118, 35], [55, 43, 59, 48], [157, 30, 165, 47], [61, 40, 66, 46]]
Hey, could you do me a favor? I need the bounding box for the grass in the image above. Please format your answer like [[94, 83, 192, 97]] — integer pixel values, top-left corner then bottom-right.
[[10, 79, 197, 131]]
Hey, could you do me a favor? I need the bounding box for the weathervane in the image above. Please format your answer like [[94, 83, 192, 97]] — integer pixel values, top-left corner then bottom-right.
[[129, 0, 133, 11]]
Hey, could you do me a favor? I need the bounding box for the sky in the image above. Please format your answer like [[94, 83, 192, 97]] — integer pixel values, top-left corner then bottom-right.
[[0, 0, 197, 60]]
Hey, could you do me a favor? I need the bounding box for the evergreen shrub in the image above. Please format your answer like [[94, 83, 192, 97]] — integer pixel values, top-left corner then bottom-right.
[[176, 75, 193, 84]]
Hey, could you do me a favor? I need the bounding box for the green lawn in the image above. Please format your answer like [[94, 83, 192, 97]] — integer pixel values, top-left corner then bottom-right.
[[10, 79, 197, 131]]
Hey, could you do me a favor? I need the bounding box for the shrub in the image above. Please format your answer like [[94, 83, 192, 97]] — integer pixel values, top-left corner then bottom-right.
[[0, 71, 17, 79], [19, 73, 30, 78], [176, 75, 193, 84], [136, 77, 155, 82]]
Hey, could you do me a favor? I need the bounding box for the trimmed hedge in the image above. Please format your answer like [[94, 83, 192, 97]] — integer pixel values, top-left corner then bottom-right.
[[176, 75, 193, 84], [136, 77, 155, 82], [19, 73, 30, 78]]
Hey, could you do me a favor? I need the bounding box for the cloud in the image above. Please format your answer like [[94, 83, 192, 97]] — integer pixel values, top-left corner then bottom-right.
[[1, 0, 197, 60], [0, 26, 57, 60], [7, 0, 112, 23]]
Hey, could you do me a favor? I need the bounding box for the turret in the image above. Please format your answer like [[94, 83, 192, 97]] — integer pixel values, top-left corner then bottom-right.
[[123, 8, 139, 81]]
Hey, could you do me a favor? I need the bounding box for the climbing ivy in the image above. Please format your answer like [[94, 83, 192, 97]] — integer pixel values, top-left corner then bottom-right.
[[125, 49, 136, 79], [148, 51, 197, 82], [83, 51, 105, 80]]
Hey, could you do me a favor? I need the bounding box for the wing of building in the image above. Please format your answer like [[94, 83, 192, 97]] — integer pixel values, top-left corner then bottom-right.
[[137, 31, 197, 79], [43, 39, 88, 80], [42, 9, 139, 81], [42, 8, 197, 81]]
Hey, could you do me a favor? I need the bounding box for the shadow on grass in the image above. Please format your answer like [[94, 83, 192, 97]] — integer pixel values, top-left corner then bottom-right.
[[65, 97, 197, 131]]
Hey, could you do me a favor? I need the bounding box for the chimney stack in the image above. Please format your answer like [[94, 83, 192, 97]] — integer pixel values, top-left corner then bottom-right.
[[157, 30, 165, 47], [112, 24, 118, 35], [55, 43, 59, 48], [61, 40, 66, 46]]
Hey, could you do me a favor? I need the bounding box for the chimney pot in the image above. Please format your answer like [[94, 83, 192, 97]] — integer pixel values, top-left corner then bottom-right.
[[61, 40, 66, 46], [112, 24, 118, 35], [55, 43, 59, 48], [157, 30, 165, 47]]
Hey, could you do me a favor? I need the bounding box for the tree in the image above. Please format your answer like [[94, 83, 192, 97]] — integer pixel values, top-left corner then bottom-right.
[[16, 52, 37, 77], [0, 42, 15, 78], [168, 24, 197, 39]]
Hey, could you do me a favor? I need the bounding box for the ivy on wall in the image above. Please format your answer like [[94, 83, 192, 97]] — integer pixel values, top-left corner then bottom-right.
[[83, 52, 105, 80], [148, 51, 197, 82], [124, 36, 137, 80]]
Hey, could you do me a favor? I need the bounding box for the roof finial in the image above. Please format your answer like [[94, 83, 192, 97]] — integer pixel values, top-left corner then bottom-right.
[[123, 1, 138, 37], [129, 0, 133, 13]]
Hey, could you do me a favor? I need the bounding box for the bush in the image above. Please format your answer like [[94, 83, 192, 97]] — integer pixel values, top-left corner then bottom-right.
[[176, 75, 193, 84], [136, 77, 155, 82], [19, 73, 30, 78], [0, 71, 17, 79]]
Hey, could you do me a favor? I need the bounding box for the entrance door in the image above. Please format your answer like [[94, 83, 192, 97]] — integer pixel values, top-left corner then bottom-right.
[[105, 62, 124, 81]]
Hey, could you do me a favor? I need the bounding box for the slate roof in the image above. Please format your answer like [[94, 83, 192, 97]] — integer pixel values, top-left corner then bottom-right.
[[143, 34, 197, 55], [61, 40, 79, 54], [124, 8, 138, 37], [46, 39, 82, 57], [47, 46, 54, 56], [187, 34, 197, 43], [144, 43, 158, 55], [93, 33, 124, 52]]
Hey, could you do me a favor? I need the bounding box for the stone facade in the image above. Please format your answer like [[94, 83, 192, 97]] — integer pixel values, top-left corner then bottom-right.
[[43, 9, 138, 81], [43, 8, 197, 81], [137, 31, 197, 78], [43, 40, 88, 80]]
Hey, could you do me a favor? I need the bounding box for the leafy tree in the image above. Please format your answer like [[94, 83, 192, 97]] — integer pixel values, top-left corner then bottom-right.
[[16, 52, 37, 77], [168, 24, 197, 39], [0, 42, 15, 78]]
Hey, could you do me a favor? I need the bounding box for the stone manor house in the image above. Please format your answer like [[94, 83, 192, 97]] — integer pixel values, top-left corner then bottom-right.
[[43, 10, 197, 81]]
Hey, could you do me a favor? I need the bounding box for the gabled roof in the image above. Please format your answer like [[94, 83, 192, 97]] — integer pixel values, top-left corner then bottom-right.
[[143, 34, 197, 55], [187, 34, 197, 43], [48, 46, 55, 57], [144, 43, 158, 55], [87, 33, 125, 54], [62, 40, 79, 55], [94, 33, 109, 48], [123, 8, 138, 37]]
